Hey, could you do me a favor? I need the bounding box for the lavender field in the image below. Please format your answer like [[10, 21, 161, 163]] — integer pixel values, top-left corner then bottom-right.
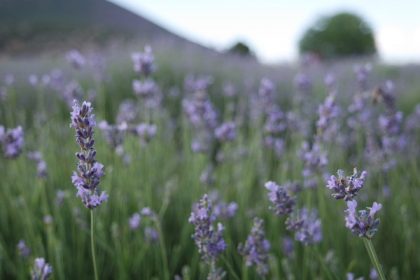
[[1, 44, 420, 280]]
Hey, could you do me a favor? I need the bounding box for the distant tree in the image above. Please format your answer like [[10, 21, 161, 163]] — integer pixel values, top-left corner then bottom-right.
[[227, 41, 254, 57], [298, 12, 377, 59]]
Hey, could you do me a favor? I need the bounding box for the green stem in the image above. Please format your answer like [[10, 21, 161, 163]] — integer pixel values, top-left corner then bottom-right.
[[156, 221, 170, 280], [91, 210, 99, 280], [363, 238, 386, 280], [311, 246, 338, 280], [221, 256, 240, 280], [241, 262, 249, 280]]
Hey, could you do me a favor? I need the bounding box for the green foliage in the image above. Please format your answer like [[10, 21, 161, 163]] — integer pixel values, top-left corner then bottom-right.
[[299, 12, 377, 59]]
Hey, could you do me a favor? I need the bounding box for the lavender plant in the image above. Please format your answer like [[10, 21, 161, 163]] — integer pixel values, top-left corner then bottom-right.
[[326, 168, 386, 279], [70, 100, 106, 280], [189, 194, 226, 279], [27, 151, 48, 179], [31, 258, 52, 280], [326, 168, 367, 201], [0, 125, 24, 159], [238, 217, 270, 277], [285, 208, 323, 245], [265, 181, 295, 216]]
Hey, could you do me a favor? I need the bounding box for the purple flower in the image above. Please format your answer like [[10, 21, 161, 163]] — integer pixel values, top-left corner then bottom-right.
[[345, 200, 382, 239], [379, 111, 403, 136], [32, 258, 53, 280], [326, 168, 367, 201], [238, 217, 270, 277], [317, 94, 340, 133], [282, 237, 294, 258], [354, 63, 371, 91], [264, 106, 287, 134], [144, 227, 159, 242], [29, 74, 39, 86], [131, 46, 155, 76], [17, 240, 31, 258], [265, 181, 295, 216], [116, 100, 138, 123], [0, 125, 24, 159], [189, 194, 226, 263], [132, 79, 158, 98], [134, 123, 157, 143], [98, 120, 126, 151], [66, 50, 86, 69], [299, 141, 328, 188], [184, 75, 213, 93], [213, 202, 238, 219], [214, 122, 236, 142], [27, 151, 48, 178], [55, 190, 67, 206], [258, 78, 274, 101], [294, 73, 312, 92], [370, 268, 379, 280], [70, 100, 107, 209], [324, 73, 336, 92], [286, 208, 322, 245], [129, 213, 141, 230], [183, 98, 218, 129]]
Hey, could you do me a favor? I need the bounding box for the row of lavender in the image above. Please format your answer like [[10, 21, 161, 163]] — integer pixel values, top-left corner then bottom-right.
[[0, 46, 419, 279]]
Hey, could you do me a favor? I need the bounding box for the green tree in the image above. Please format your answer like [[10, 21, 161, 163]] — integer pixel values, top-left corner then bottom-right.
[[227, 41, 254, 57], [299, 12, 377, 59]]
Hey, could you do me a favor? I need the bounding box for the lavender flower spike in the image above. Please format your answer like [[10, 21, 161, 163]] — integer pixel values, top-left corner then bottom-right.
[[70, 100, 107, 209], [345, 200, 382, 239], [31, 258, 53, 280], [238, 217, 271, 277], [265, 181, 295, 216], [286, 208, 322, 245], [17, 240, 31, 258], [188, 194, 226, 263], [326, 168, 367, 201], [0, 125, 24, 159]]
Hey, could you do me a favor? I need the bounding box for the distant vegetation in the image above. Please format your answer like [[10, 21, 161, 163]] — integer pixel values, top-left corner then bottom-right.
[[226, 41, 255, 58], [299, 12, 377, 59], [0, 0, 196, 53]]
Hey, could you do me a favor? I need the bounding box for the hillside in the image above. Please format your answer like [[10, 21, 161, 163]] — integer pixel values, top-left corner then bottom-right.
[[0, 0, 203, 52]]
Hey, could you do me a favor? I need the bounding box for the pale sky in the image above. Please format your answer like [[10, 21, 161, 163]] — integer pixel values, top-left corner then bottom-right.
[[110, 0, 420, 63]]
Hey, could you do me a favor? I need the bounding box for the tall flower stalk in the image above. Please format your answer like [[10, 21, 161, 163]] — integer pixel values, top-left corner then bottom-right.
[[70, 100, 107, 280], [326, 168, 386, 280]]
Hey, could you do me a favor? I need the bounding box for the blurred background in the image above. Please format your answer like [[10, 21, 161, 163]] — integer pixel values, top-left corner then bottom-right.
[[1, 0, 419, 64]]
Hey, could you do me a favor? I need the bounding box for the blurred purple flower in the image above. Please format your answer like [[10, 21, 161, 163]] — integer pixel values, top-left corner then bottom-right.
[[189, 194, 226, 264], [215, 122, 236, 142], [32, 258, 53, 280], [238, 217, 270, 277], [0, 125, 24, 159], [286, 208, 322, 245], [282, 237, 294, 258], [27, 151, 48, 178], [144, 227, 159, 242], [265, 181, 295, 216], [17, 240, 31, 258], [131, 46, 155, 76], [129, 213, 141, 230], [66, 50, 86, 69]]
